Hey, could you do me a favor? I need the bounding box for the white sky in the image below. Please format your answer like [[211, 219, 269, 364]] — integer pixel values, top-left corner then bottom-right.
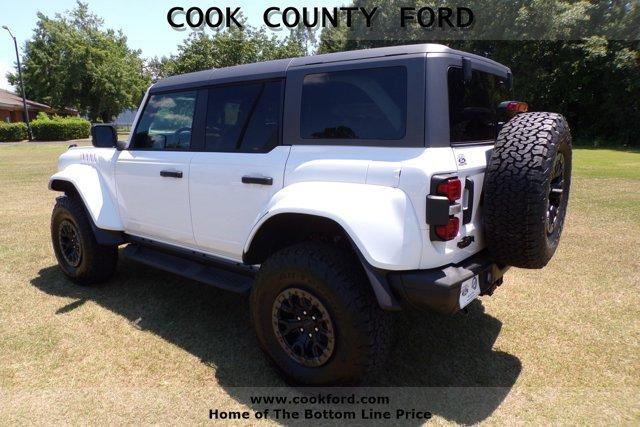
[[0, 60, 13, 91]]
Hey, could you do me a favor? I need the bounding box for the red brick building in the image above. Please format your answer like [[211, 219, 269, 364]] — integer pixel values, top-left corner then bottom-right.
[[0, 89, 62, 122]]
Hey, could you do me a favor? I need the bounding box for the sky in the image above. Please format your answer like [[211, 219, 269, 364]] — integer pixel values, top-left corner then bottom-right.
[[0, 0, 339, 90]]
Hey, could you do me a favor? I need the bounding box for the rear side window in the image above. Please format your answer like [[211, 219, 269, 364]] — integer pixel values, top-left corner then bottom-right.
[[448, 67, 510, 143], [241, 81, 282, 152], [205, 81, 282, 152], [300, 67, 407, 140], [205, 84, 261, 152], [131, 91, 197, 150]]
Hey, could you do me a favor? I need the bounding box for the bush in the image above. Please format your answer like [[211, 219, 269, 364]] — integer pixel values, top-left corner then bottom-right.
[[31, 115, 91, 141], [0, 122, 28, 142], [35, 111, 50, 121]]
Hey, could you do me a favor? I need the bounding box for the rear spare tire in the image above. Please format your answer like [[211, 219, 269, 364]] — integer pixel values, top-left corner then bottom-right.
[[483, 112, 572, 269]]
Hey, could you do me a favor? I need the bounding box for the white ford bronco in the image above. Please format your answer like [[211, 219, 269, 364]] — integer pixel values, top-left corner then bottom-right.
[[49, 44, 571, 385]]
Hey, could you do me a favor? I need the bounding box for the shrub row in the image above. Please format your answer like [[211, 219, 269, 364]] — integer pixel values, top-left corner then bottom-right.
[[31, 115, 91, 141], [0, 122, 28, 142]]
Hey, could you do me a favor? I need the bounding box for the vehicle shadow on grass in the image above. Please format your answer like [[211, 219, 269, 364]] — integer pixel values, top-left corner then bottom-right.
[[31, 260, 521, 425]]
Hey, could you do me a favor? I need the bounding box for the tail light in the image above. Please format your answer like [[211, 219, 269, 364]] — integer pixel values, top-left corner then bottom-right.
[[506, 101, 529, 114], [427, 175, 462, 241], [436, 178, 462, 202], [435, 217, 460, 241], [498, 101, 529, 120]]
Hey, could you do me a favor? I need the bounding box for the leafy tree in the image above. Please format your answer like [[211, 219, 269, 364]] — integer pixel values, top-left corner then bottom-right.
[[158, 21, 307, 77], [291, 23, 318, 55], [318, 0, 640, 145], [8, 1, 150, 121], [145, 56, 173, 83]]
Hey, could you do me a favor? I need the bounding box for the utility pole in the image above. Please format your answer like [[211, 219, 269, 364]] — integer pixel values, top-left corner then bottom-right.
[[2, 25, 33, 141]]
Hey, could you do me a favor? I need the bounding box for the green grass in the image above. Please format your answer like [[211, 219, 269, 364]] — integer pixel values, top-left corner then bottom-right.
[[0, 144, 638, 424], [572, 149, 640, 179]]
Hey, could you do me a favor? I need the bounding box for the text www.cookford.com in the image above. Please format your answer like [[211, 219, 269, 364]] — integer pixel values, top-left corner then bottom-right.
[[250, 393, 390, 405]]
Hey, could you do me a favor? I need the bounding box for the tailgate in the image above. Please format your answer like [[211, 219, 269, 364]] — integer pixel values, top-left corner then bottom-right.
[[451, 144, 494, 257]]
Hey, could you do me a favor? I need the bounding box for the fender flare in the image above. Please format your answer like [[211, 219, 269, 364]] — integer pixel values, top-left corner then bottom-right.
[[49, 164, 124, 233], [243, 182, 423, 310], [245, 182, 423, 270]]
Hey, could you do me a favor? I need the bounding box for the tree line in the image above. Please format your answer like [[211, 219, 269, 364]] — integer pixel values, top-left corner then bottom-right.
[[8, 1, 309, 122], [8, 1, 639, 146]]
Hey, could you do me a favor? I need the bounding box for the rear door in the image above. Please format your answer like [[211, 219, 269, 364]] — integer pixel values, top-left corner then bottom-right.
[[189, 80, 290, 260], [116, 90, 199, 246]]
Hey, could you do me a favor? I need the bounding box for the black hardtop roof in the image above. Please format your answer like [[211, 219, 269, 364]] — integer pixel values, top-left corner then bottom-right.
[[150, 43, 509, 93]]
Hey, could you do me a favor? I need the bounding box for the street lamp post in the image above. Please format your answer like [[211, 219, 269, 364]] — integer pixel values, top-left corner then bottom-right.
[[2, 25, 32, 141]]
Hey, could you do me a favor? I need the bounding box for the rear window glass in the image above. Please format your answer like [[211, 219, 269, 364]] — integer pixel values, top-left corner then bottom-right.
[[300, 67, 407, 140], [448, 67, 511, 143]]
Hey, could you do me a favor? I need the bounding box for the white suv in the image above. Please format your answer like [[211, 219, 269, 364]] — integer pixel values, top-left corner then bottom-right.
[[49, 44, 572, 385]]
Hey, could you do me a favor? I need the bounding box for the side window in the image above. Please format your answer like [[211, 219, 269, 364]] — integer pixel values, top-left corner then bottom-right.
[[131, 91, 197, 150], [205, 84, 262, 152], [240, 81, 282, 152], [448, 67, 510, 143], [300, 67, 407, 140], [205, 81, 283, 153]]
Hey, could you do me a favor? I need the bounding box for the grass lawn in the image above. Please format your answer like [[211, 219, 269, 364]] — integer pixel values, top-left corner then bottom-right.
[[0, 144, 638, 425]]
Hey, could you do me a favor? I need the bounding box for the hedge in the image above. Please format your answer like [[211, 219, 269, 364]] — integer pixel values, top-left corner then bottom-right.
[[0, 122, 28, 142], [31, 116, 91, 141]]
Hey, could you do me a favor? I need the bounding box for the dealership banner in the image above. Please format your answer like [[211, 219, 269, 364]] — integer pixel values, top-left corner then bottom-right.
[[165, 2, 640, 40]]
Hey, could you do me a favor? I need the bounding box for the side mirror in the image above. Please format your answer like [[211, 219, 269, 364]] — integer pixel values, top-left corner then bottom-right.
[[91, 124, 118, 148], [462, 57, 473, 84]]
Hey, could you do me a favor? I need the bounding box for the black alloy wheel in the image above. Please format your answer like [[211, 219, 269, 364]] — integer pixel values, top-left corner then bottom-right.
[[271, 287, 335, 368], [58, 219, 82, 267], [546, 152, 566, 235]]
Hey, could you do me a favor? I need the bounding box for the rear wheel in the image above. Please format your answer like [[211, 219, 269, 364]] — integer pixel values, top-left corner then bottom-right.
[[483, 112, 572, 268], [51, 195, 118, 285], [250, 242, 392, 385]]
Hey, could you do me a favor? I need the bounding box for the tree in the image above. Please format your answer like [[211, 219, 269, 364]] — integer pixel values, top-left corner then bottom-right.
[[145, 56, 172, 83], [8, 1, 150, 121], [156, 20, 307, 77], [318, 0, 640, 145], [291, 23, 318, 55]]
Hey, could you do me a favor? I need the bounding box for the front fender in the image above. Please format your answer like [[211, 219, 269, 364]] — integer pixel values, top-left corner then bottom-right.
[[245, 182, 423, 271], [49, 164, 123, 231]]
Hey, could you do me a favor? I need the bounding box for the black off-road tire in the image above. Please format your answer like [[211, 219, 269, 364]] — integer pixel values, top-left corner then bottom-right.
[[250, 242, 392, 385], [51, 195, 118, 285], [483, 112, 572, 269]]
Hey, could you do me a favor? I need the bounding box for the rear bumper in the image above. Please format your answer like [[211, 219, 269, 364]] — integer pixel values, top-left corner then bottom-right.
[[387, 251, 509, 315]]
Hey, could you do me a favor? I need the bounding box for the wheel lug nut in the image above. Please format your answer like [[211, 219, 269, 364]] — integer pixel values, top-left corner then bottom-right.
[[303, 311, 307, 315], [297, 317, 301, 320], [315, 327, 319, 331], [312, 316, 316, 320], [299, 328, 304, 332], [308, 333, 312, 337]]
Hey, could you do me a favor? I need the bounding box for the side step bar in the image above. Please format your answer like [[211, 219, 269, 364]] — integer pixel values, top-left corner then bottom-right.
[[122, 243, 254, 293]]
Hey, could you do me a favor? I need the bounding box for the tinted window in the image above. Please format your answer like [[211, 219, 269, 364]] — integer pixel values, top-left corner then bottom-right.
[[240, 81, 282, 152], [132, 91, 197, 150], [205, 84, 261, 152], [448, 68, 510, 143], [300, 67, 407, 140]]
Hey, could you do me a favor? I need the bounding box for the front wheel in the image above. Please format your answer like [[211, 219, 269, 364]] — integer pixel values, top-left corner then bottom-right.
[[51, 195, 118, 285], [250, 242, 392, 385]]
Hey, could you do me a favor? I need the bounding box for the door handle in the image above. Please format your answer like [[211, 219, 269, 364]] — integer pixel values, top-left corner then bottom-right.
[[463, 177, 474, 224], [160, 170, 183, 178], [242, 176, 273, 185]]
